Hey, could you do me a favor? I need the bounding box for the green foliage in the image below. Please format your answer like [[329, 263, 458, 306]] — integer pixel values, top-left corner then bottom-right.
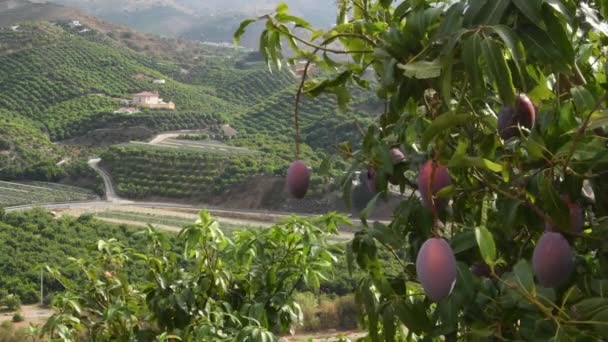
[[1, 295, 20, 311], [241, 0, 608, 340], [0, 209, 150, 303], [0, 181, 98, 207], [101, 144, 288, 199], [11, 313, 23, 323], [39, 211, 345, 341], [0, 111, 58, 179]]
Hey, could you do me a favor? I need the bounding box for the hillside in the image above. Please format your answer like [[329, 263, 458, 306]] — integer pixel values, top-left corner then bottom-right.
[[0, 110, 58, 179], [0, 0, 235, 62], [44, 0, 337, 48], [0, 22, 236, 139], [0, 20, 377, 207]]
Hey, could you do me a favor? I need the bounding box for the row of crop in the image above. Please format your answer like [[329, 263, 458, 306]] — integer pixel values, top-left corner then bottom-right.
[[101, 145, 286, 200], [0, 25, 236, 141], [0, 181, 98, 208]]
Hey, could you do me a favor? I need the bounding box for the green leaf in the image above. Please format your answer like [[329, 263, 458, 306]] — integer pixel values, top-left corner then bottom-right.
[[545, 0, 574, 25], [482, 38, 516, 105], [513, 259, 535, 292], [571, 86, 596, 114], [477, 0, 511, 25], [475, 226, 497, 264], [421, 112, 471, 149], [397, 59, 442, 79], [394, 300, 431, 334], [588, 110, 608, 131], [436, 2, 466, 39], [274, 13, 312, 29], [469, 157, 504, 173], [380, 0, 393, 8], [234, 19, 256, 44], [537, 172, 571, 231], [268, 30, 283, 70], [451, 230, 477, 254], [543, 6, 574, 64], [276, 2, 289, 13], [441, 49, 455, 107], [491, 25, 526, 87], [462, 33, 484, 97], [512, 0, 543, 24], [361, 193, 381, 225], [464, 0, 488, 26], [519, 26, 569, 73]]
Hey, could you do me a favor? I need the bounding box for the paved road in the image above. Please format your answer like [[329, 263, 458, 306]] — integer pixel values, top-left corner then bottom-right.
[[87, 158, 131, 204], [148, 130, 208, 144], [5, 158, 345, 226]]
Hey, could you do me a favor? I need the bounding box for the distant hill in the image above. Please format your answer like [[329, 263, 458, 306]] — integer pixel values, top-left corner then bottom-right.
[[0, 0, 235, 62], [0, 0, 83, 24], [0, 19, 378, 205], [32, 0, 337, 48]]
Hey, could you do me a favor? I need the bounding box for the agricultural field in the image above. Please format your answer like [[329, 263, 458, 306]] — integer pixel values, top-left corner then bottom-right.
[[130, 139, 257, 155], [0, 181, 98, 207], [59, 206, 352, 243], [101, 144, 282, 200], [0, 23, 239, 140]]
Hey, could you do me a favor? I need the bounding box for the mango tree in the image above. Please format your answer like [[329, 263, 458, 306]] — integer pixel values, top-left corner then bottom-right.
[[238, 0, 608, 340]]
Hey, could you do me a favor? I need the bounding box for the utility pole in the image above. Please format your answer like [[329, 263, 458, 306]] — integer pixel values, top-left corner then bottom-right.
[[40, 268, 43, 306]]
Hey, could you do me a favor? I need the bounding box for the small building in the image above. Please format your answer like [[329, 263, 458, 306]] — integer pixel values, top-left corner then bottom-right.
[[10, 26, 19, 32], [114, 107, 140, 114], [69, 20, 82, 28], [293, 60, 317, 77], [79, 28, 91, 34], [132, 91, 175, 110], [152, 79, 166, 85], [221, 124, 238, 139], [133, 91, 160, 105]]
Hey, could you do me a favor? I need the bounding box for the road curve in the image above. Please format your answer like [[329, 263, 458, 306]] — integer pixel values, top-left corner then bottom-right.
[[87, 158, 131, 204]]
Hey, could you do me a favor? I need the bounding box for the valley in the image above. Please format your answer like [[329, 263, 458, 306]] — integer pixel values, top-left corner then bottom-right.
[[0, 3, 380, 340]]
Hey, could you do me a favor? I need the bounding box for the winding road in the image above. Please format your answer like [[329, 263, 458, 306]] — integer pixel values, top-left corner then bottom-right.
[[5, 130, 396, 231], [6, 157, 355, 232]]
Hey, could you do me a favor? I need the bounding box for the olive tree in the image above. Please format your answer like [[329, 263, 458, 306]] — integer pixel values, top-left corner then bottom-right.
[[237, 0, 608, 340]]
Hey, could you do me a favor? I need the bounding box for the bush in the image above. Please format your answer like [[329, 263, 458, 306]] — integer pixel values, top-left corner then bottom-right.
[[1, 295, 20, 311], [295, 292, 320, 332], [11, 313, 23, 323], [294, 292, 358, 332], [335, 294, 358, 330]]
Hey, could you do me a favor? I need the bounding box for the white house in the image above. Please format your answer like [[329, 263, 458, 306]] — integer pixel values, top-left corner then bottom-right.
[[69, 20, 82, 28], [133, 91, 160, 105], [132, 91, 175, 110], [10, 26, 19, 32], [152, 79, 166, 85]]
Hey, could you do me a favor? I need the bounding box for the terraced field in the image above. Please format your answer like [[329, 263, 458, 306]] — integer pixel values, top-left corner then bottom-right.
[[130, 139, 258, 155], [0, 181, 98, 207], [101, 144, 278, 200]]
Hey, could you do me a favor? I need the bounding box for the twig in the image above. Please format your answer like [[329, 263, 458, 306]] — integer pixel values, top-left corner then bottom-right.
[[293, 48, 320, 159], [562, 92, 608, 175], [473, 172, 555, 227]]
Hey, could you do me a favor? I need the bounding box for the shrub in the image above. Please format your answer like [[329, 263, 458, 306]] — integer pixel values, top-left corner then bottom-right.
[[1, 295, 20, 311], [335, 294, 358, 330], [11, 312, 23, 323]]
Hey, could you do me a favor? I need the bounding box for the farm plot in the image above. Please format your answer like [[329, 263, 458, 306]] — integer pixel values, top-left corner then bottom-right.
[[0, 181, 98, 207], [129, 139, 257, 155], [93, 209, 264, 234]]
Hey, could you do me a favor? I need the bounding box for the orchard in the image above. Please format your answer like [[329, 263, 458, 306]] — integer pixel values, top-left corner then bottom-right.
[[36, 0, 608, 341], [239, 0, 608, 340]]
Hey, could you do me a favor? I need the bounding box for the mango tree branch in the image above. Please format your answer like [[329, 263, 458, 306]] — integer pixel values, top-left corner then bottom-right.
[[561, 92, 608, 174]]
